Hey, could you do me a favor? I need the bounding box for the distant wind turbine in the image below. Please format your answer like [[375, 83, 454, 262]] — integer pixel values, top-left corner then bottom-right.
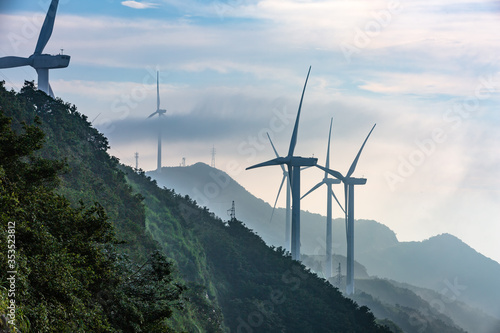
[[301, 118, 345, 279], [266, 133, 291, 250], [147, 72, 167, 172], [0, 0, 70, 98], [247, 66, 317, 261], [317, 124, 376, 295]]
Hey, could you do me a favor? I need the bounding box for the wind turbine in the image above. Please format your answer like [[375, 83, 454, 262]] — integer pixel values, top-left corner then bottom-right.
[[247, 66, 317, 261], [147, 72, 167, 172], [0, 0, 70, 98], [301, 118, 345, 279], [317, 123, 376, 295], [266, 132, 291, 250]]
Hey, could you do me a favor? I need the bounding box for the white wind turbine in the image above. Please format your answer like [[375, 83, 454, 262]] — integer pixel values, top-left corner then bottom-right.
[[317, 124, 376, 295], [301, 118, 345, 279], [0, 0, 70, 98], [247, 66, 317, 261], [147, 72, 167, 172]]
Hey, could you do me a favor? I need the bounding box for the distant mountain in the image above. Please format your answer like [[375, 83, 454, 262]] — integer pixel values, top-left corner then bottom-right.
[[148, 162, 399, 256], [148, 162, 500, 323], [295, 254, 500, 333], [360, 233, 500, 321]]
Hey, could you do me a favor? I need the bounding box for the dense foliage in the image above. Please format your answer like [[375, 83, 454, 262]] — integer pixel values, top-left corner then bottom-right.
[[1, 82, 395, 332], [0, 82, 184, 332]]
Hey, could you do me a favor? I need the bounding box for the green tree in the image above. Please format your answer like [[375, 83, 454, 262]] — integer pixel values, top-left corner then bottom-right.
[[0, 106, 182, 332]]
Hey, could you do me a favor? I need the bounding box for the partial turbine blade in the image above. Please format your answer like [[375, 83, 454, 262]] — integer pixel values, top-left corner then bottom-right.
[[34, 0, 59, 54], [287, 66, 311, 158], [147, 111, 159, 118], [346, 123, 376, 178], [0, 56, 31, 69], [246, 157, 283, 170], [267, 132, 286, 174], [325, 117, 333, 170], [157, 71, 160, 111], [331, 190, 345, 214], [316, 165, 345, 182], [301, 181, 325, 200], [270, 175, 286, 222]]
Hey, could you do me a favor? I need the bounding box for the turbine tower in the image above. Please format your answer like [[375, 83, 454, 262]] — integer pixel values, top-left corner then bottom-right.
[[247, 66, 317, 261], [301, 118, 345, 278], [317, 124, 376, 295], [0, 0, 70, 97], [147, 72, 167, 172], [266, 133, 291, 250]]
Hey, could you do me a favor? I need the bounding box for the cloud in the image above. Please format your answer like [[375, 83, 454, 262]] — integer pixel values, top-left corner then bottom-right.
[[121, 1, 159, 9]]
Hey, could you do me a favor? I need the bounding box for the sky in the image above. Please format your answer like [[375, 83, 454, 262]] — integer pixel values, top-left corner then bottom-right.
[[1, 0, 500, 263]]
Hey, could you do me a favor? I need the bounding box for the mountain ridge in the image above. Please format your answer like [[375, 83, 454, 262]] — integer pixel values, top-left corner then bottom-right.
[[147, 162, 500, 321]]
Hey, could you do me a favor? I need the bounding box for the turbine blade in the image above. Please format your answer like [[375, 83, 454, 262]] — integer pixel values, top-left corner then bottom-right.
[[332, 190, 345, 214], [287, 66, 311, 157], [34, 0, 59, 54], [287, 164, 294, 197], [157, 71, 160, 111], [267, 133, 286, 174], [246, 157, 283, 170], [0, 56, 31, 69], [270, 175, 286, 222], [346, 123, 376, 178], [147, 111, 159, 118], [301, 181, 325, 200], [325, 117, 333, 171], [316, 165, 345, 182]]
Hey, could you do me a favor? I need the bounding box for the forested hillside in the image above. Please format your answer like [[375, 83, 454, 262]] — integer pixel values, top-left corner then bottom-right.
[[150, 163, 500, 325], [0, 81, 395, 332]]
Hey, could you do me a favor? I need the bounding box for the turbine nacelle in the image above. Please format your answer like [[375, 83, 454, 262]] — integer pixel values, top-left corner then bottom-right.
[[345, 177, 367, 185], [147, 109, 167, 118], [30, 54, 70, 69], [324, 177, 341, 185], [290, 156, 317, 167]]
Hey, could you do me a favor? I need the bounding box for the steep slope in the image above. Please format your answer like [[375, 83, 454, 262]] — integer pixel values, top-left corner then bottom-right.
[[0, 82, 193, 331], [148, 162, 500, 322]]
